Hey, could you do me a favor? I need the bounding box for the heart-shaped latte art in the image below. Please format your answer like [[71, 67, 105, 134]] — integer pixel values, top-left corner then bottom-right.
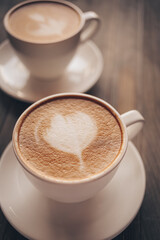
[[29, 13, 66, 36], [44, 112, 97, 169]]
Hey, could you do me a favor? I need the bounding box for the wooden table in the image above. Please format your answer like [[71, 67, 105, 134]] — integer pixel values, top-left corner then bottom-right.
[[0, 0, 160, 239]]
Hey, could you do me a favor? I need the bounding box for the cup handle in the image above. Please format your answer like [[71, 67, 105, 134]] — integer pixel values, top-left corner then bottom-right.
[[80, 11, 100, 43], [121, 110, 144, 140]]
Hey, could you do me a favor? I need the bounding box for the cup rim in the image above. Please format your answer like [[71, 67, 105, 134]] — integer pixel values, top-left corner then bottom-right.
[[12, 93, 128, 185], [4, 0, 85, 45]]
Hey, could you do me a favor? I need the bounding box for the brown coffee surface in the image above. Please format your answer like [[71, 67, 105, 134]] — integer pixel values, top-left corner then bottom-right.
[[17, 97, 123, 180], [7, 2, 80, 43]]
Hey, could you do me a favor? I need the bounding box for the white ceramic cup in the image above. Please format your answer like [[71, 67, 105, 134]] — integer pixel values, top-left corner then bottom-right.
[[12, 93, 144, 203], [4, 0, 100, 80]]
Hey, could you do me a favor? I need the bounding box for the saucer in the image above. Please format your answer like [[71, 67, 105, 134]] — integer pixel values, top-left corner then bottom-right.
[[0, 142, 145, 240], [0, 40, 103, 103]]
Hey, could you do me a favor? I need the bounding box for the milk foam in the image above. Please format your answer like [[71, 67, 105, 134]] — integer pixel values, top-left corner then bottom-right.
[[18, 97, 122, 180], [8, 3, 80, 43], [36, 112, 97, 169], [28, 13, 66, 37]]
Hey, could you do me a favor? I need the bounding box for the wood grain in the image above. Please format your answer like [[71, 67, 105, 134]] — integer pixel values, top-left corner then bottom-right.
[[0, 0, 160, 239]]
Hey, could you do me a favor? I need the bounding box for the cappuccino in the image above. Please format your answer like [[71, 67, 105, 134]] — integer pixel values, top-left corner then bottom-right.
[[15, 95, 123, 180], [6, 1, 80, 43]]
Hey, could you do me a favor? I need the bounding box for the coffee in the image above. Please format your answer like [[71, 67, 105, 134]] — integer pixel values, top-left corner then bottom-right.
[[6, 1, 80, 43], [15, 95, 123, 180]]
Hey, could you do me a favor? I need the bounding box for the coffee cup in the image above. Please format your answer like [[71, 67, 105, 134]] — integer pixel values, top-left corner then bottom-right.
[[4, 0, 100, 80], [12, 93, 144, 203]]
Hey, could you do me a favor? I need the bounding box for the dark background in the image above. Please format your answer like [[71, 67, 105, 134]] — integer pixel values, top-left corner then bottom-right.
[[0, 0, 160, 239]]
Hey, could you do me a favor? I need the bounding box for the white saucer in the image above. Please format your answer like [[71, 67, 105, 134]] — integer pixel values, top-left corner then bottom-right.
[[0, 40, 103, 103], [0, 142, 145, 240]]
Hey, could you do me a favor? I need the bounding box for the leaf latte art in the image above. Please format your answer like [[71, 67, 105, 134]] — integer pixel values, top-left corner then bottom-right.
[[17, 97, 122, 180]]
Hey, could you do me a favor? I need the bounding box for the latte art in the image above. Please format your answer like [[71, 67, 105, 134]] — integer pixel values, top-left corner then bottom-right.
[[39, 112, 97, 169], [7, 2, 80, 43], [17, 97, 123, 180], [28, 13, 66, 37]]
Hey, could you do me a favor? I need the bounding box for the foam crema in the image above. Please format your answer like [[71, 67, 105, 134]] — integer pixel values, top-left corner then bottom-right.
[[16, 96, 123, 180], [7, 2, 81, 43]]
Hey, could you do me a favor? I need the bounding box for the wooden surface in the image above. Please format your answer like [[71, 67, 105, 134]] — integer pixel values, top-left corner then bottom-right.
[[0, 0, 160, 239]]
